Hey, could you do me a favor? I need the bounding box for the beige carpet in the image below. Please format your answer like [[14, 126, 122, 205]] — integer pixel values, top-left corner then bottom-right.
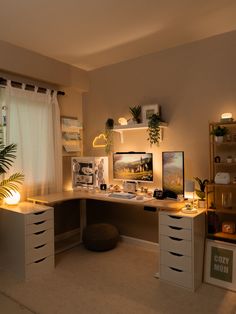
[[0, 241, 235, 314]]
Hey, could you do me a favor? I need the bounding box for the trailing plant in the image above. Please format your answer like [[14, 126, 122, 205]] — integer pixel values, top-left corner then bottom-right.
[[194, 177, 209, 200], [129, 105, 141, 123], [0, 143, 24, 200], [147, 113, 161, 145], [105, 118, 114, 154], [210, 125, 228, 137]]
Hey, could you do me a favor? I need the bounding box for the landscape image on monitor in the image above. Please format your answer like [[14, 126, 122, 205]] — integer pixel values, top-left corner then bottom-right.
[[113, 153, 153, 182]]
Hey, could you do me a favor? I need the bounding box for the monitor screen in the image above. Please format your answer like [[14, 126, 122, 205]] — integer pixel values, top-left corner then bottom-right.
[[113, 152, 153, 182]]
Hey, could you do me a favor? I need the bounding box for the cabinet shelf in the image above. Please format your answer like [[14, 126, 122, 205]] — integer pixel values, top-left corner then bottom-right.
[[207, 232, 236, 243], [113, 122, 168, 143]]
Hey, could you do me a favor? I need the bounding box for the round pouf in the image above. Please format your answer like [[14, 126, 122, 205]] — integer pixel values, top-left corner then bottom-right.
[[82, 223, 119, 252]]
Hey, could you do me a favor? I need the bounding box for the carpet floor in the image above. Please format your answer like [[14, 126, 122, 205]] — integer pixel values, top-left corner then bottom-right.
[[0, 241, 235, 314]]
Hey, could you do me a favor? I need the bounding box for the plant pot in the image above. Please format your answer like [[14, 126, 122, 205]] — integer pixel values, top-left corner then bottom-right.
[[198, 200, 206, 208], [214, 136, 223, 143]]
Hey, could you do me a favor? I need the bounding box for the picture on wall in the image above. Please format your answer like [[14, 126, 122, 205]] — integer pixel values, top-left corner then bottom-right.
[[162, 151, 184, 196]]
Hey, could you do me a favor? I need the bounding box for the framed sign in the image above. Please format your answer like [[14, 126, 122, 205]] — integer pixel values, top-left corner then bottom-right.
[[204, 239, 236, 291], [141, 104, 159, 124], [162, 151, 184, 196]]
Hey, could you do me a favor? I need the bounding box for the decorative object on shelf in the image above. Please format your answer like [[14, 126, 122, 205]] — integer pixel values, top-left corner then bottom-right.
[[118, 117, 127, 126], [129, 105, 141, 124], [141, 104, 159, 124], [222, 191, 232, 209], [92, 133, 107, 148], [147, 113, 162, 145], [221, 112, 233, 122], [214, 172, 230, 184], [210, 125, 229, 143], [214, 156, 221, 163], [222, 221, 235, 234], [194, 177, 209, 208], [182, 179, 196, 213], [105, 118, 114, 154], [226, 156, 233, 163]]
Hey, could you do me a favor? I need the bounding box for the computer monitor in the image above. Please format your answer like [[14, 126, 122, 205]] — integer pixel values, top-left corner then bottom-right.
[[113, 152, 153, 182]]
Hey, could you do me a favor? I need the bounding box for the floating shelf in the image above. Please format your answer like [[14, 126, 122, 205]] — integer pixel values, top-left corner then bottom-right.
[[113, 122, 168, 143]]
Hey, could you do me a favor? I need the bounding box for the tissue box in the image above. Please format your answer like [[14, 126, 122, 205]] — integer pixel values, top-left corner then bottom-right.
[[222, 222, 235, 234]]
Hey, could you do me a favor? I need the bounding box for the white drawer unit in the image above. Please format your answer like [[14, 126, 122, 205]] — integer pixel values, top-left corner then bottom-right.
[[0, 202, 54, 280], [159, 209, 205, 291]]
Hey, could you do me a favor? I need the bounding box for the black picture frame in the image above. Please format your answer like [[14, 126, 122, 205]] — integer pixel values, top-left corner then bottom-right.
[[162, 151, 184, 196]]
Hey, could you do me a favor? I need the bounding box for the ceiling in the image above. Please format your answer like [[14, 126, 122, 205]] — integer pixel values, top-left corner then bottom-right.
[[1, 0, 236, 71]]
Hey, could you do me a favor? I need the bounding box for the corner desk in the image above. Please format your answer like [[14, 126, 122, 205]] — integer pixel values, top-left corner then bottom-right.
[[0, 191, 206, 290]]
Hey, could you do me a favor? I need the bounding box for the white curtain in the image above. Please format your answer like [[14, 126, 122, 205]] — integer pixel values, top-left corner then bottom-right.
[[1, 82, 62, 199]]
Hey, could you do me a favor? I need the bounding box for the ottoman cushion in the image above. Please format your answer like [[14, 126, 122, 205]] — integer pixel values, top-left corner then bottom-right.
[[82, 223, 119, 251]]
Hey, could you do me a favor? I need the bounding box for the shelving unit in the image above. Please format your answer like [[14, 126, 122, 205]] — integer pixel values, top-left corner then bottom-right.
[[207, 121, 236, 243], [113, 122, 168, 143], [61, 117, 83, 156]]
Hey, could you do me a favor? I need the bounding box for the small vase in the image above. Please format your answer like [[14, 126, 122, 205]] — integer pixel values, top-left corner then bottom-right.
[[215, 136, 223, 143], [198, 200, 205, 208]]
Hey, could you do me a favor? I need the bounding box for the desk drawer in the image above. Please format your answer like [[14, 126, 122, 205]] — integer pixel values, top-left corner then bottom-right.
[[26, 228, 54, 250], [159, 224, 192, 240], [160, 264, 192, 289], [160, 234, 192, 256], [26, 209, 53, 224], [26, 241, 54, 264], [25, 254, 54, 280], [160, 250, 192, 272], [26, 219, 53, 235], [160, 213, 191, 229]]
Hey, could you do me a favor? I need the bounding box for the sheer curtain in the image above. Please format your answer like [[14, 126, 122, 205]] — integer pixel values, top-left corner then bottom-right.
[[1, 82, 62, 199]]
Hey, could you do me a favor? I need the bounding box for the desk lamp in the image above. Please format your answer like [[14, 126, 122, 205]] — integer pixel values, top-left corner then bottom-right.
[[182, 180, 197, 213]]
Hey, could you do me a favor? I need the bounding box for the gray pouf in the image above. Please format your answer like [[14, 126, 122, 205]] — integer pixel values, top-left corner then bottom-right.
[[82, 223, 119, 252]]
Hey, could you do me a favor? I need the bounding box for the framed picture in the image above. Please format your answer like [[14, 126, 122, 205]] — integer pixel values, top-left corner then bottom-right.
[[204, 239, 236, 291], [162, 151, 184, 196], [141, 104, 159, 124]]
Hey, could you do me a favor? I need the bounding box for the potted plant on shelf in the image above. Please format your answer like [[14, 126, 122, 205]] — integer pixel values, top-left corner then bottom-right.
[[104, 118, 114, 154], [194, 177, 209, 208], [210, 125, 229, 143], [129, 105, 141, 124], [147, 113, 161, 145]]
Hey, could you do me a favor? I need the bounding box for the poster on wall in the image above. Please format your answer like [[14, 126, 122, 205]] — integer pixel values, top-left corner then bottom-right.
[[162, 151, 184, 196]]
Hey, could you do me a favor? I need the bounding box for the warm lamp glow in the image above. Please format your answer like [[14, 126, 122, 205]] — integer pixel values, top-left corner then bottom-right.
[[118, 117, 127, 125], [5, 190, 21, 205], [221, 112, 233, 120], [92, 133, 107, 148]]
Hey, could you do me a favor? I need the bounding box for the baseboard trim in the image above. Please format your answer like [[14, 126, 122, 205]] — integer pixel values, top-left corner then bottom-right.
[[120, 235, 159, 252]]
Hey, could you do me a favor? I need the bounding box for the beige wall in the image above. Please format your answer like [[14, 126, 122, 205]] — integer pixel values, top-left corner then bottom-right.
[[84, 31, 236, 190], [0, 40, 89, 91]]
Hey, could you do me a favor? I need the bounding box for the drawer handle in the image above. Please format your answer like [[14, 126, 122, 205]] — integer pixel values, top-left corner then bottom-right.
[[168, 215, 182, 220], [169, 251, 183, 257], [34, 257, 46, 264], [169, 266, 183, 273], [34, 230, 45, 235], [34, 244, 46, 249], [169, 236, 183, 241], [34, 220, 46, 225], [34, 211, 46, 216], [169, 226, 183, 230]]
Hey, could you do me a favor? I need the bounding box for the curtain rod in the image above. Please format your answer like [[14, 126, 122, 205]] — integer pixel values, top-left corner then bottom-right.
[[0, 77, 65, 96]]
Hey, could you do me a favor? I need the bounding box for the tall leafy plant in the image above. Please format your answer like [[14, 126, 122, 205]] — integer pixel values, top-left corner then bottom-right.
[[0, 143, 24, 200]]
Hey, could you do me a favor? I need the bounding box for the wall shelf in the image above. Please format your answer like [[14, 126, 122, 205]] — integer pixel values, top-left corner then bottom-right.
[[113, 122, 168, 143]]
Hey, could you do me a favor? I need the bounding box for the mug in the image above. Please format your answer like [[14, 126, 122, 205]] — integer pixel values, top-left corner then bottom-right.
[[100, 183, 107, 191]]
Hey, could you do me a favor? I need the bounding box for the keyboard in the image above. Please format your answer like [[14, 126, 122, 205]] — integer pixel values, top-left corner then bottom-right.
[[108, 193, 136, 200]]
